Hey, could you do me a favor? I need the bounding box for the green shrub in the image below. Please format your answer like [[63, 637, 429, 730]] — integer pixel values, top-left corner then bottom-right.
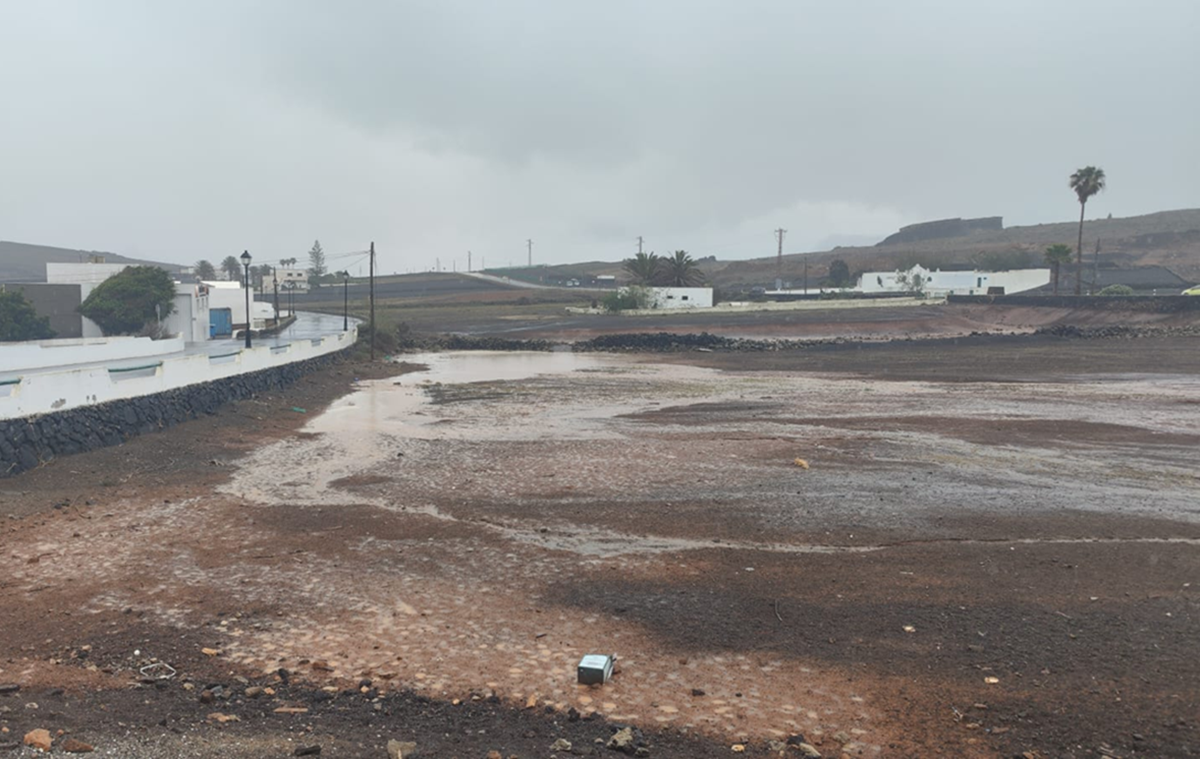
[[602, 286, 652, 312], [79, 266, 176, 335], [1097, 284, 1135, 296], [0, 290, 56, 342]]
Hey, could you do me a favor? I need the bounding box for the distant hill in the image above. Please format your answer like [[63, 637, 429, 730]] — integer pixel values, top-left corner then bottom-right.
[[0, 241, 184, 283], [711, 208, 1200, 289]]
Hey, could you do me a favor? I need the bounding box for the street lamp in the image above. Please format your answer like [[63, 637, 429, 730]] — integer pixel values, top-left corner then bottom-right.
[[340, 270, 349, 331], [239, 250, 252, 348]]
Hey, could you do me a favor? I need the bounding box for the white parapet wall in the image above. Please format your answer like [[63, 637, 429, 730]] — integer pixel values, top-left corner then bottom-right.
[[0, 335, 186, 373], [0, 327, 356, 420]]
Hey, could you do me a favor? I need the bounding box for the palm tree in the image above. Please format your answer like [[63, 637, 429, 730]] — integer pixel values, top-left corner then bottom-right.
[[661, 250, 704, 287], [220, 255, 242, 281], [194, 259, 216, 280], [622, 252, 661, 286], [1043, 244, 1072, 295], [1069, 166, 1106, 295]]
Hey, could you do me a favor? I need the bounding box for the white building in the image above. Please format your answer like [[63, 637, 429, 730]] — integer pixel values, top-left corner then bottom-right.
[[617, 286, 714, 309], [202, 281, 277, 331], [858, 265, 1050, 296], [263, 267, 309, 293]]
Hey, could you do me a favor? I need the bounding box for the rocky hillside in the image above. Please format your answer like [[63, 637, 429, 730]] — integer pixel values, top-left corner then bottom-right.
[[0, 241, 182, 282]]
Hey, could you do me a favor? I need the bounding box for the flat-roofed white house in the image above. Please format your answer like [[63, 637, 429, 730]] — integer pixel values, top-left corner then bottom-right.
[[858, 265, 1049, 296], [263, 267, 309, 293]]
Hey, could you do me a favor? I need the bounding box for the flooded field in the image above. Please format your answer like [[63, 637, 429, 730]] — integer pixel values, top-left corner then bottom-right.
[[2, 347, 1198, 757]]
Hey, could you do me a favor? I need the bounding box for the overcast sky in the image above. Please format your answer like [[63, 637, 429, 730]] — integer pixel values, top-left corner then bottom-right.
[[1, 1, 1196, 274]]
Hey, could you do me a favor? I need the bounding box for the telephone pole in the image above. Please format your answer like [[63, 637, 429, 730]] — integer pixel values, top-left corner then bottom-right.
[[527, 239, 533, 267], [637, 236, 644, 255], [468, 250, 472, 272], [369, 241, 376, 361], [775, 228, 786, 284]]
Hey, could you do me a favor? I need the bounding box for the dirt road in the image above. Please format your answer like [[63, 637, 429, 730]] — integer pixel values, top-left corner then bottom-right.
[[1, 337, 1197, 758]]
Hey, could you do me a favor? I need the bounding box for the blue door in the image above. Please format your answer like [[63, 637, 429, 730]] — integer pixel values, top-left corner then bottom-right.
[[210, 308, 233, 338]]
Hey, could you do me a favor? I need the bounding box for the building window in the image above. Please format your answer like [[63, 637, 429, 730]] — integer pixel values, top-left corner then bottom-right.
[[681, 295, 689, 301]]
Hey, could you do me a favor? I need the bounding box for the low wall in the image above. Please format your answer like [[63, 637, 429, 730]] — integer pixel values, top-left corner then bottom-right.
[[0, 337, 355, 477], [0, 335, 186, 375], [1, 329, 355, 420], [947, 295, 1200, 313]]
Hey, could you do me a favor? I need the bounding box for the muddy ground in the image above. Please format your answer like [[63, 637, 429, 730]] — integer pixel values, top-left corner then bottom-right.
[[1, 331, 1198, 758]]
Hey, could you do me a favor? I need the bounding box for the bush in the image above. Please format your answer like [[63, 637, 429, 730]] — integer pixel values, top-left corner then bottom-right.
[[602, 286, 652, 312], [1098, 284, 1135, 296], [79, 266, 176, 335], [0, 290, 56, 341]]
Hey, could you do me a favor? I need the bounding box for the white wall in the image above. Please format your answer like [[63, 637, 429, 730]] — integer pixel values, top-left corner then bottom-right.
[[0, 336, 186, 374], [859, 266, 1049, 296], [0, 327, 356, 420], [46, 262, 131, 285], [649, 287, 713, 309]]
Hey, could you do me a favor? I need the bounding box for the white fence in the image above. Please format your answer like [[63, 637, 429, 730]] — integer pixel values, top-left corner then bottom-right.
[[0, 328, 356, 420], [0, 335, 186, 373]]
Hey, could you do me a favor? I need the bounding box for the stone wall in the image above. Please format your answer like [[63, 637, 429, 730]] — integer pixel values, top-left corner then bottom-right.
[[878, 217, 1003, 246], [0, 349, 347, 478], [947, 294, 1200, 313]]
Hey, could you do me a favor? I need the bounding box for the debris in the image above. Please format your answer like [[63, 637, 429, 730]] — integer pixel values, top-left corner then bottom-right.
[[207, 712, 240, 723], [768, 741, 787, 753], [691, 688, 706, 697], [0, 684, 19, 695], [984, 677, 1000, 684], [386, 740, 417, 759], [551, 737, 573, 751], [487, 752, 502, 759], [139, 662, 176, 680], [23, 729, 52, 752], [731, 744, 745, 753], [291, 407, 307, 414], [793, 458, 809, 469], [201, 648, 221, 657], [293, 746, 322, 756], [902, 625, 916, 633], [62, 739, 95, 753], [526, 694, 539, 709], [794, 744, 822, 758], [274, 706, 309, 714], [578, 654, 615, 685], [244, 686, 264, 699]]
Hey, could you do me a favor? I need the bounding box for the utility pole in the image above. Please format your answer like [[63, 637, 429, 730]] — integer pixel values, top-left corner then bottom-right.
[[527, 239, 533, 267], [436, 257, 440, 272], [637, 236, 644, 255], [369, 241, 376, 361], [775, 228, 786, 287], [468, 251, 472, 272], [272, 267, 280, 325], [1091, 239, 1101, 295]]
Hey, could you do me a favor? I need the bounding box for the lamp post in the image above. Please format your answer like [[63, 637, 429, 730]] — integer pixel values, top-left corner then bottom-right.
[[341, 270, 349, 331], [239, 250, 252, 348]]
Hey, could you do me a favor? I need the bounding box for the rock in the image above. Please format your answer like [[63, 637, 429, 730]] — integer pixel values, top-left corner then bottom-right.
[[768, 741, 787, 753], [607, 727, 638, 755], [62, 739, 95, 753], [795, 743, 822, 758], [690, 688, 705, 697], [487, 752, 502, 759], [23, 729, 52, 752], [0, 684, 19, 695], [207, 712, 240, 723], [201, 647, 221, 657], [199, 689, 216, 704], [244, 686, 264, 699], [551, 738, 572, 751], [387, 739, 417, 759], [294, 746, 322, 756], [832, 731, 850, 744], [635, 748, 650, 758]]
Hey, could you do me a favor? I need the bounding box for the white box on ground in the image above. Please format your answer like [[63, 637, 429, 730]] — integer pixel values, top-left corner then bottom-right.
[[577, 654, 615, 685]]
